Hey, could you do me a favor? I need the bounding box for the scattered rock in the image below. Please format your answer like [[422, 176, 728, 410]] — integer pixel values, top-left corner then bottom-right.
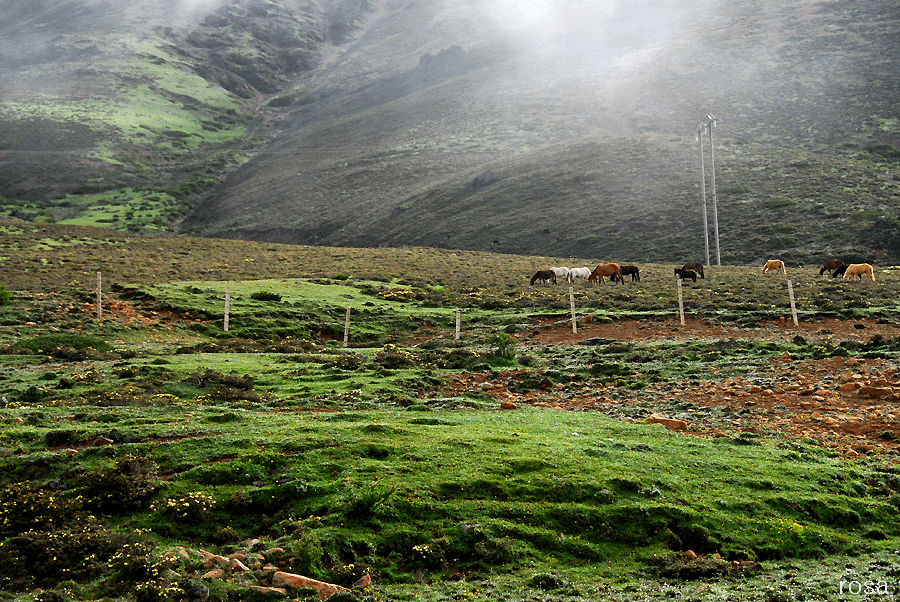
[[271, 571, 348, 599], [250, 586, 287, 597]]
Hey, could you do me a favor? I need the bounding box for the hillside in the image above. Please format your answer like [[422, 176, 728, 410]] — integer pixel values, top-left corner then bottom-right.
[[1, 0, 899, 264], [2, 218, 900, 601]]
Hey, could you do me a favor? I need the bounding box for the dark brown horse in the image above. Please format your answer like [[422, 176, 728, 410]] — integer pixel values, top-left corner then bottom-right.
[[588, 263, 623, 284], [619, 265, 640, 282], [674, 267, 697, 283], [819, 260, 846, 276], [681, 262, 704, 279], [530, 270, 557, 285]]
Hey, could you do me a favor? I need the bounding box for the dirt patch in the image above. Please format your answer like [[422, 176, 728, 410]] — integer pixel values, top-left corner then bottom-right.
[[521, 315, 900, 346], [443, 318, 900, 459]]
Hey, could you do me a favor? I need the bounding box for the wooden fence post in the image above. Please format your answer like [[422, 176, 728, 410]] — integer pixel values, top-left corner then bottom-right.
[[223, 286, 231, 332], [96, 272, 102, 321], [455, 310, 461, 340], [787, 280, 799, 326], [569, 286, 577, 334], [677, 278, 685, 325], [343, 306, 351, 348]]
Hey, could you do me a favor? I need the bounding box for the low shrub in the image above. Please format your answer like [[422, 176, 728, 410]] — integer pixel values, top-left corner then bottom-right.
[[80, 454, 162, 514], [250, 291, 282, 302]]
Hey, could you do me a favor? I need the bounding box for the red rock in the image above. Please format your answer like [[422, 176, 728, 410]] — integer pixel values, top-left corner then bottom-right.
[[271, 572, 348, 599], [646, 413, 688, 431], [249, 586, 287, 597]]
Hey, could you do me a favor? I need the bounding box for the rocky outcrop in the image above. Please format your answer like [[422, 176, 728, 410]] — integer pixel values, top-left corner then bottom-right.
[[177, 541, 363, 600]]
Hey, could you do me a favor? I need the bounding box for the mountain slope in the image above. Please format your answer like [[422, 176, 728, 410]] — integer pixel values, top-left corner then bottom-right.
[[0, 0, 338, 227], [180, 0, 900, 264], [1, 0, 898, 264]]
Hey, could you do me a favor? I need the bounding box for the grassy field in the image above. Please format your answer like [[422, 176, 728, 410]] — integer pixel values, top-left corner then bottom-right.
[[1, 220, 900, 601]]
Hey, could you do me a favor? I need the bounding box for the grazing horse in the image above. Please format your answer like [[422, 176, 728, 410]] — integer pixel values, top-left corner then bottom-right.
[[567, 267, 592, 283], [530, 269, 557, 285], [674, 267, 697, 283], [588, 263, 623, 284], [551, 267, 569, 282], [761, 259, 786, 274], [831, 264, 849, 278], [682, 262, 705, 279], [819, 260, 846, 276], [843, 263, 875, 281], [619, 265, 640, 282]]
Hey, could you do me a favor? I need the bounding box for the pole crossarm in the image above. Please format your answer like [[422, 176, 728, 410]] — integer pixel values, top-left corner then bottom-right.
[[696, 114, 716, 138]]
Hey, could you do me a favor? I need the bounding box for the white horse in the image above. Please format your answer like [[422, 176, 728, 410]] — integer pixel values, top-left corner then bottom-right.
[[567, 267, 591, 283], [551, 267, 569, 283]]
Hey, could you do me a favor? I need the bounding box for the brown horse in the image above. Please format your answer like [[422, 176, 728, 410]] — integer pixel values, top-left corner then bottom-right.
[[843, 263, 875, 281], [588, 263, 623, 284], [681, 262, 704, 279], [819, 260, 846, 276], [620, 265, 640, 282], [530, 269, 557, 285]]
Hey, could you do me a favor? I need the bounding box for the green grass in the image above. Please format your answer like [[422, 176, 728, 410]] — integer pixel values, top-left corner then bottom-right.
[[1, 405, 898, 600]]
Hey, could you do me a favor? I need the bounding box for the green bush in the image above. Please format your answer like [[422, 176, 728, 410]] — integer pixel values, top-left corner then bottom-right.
[[0, 481, 84, 538], [488, 332, 516, 360], [250, 291, 282, 302], [150, 492, 215, 524], [9, 334, 113, 355], [0, 285, 10, 306], [0, 521, 139, 591], [80, 454, 162, 514]]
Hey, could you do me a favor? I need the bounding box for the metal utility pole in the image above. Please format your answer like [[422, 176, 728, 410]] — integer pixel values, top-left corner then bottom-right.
[[697, 126, 709, 265], [696, 114, 720, 266]]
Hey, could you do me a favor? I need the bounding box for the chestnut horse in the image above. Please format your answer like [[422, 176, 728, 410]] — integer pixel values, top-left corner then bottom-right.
[[761, 259, 786, 274], [843, 263, 875, 281], [819, 260, 846, 276], [588, 263, 623, 284]]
